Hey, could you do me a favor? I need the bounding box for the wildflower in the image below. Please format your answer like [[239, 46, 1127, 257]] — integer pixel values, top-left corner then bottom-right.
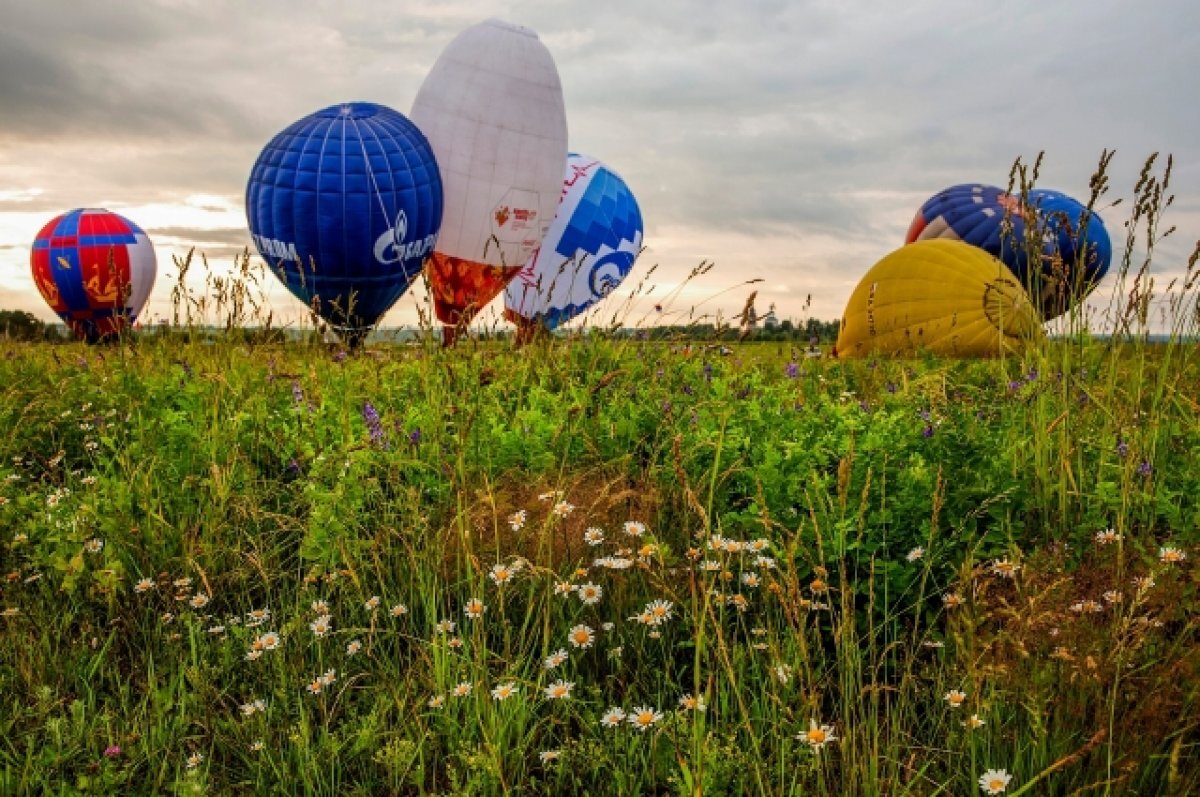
[[255, 631, 282, 651], [81, 475, 96, 486], [250, 740, 264, 752], [311, 599, 330, 615], [489, 563, 517, 586], [134, 577, 154, 594], [452, 682, 473, 697], [922, 639, 945, 649], [623, 521, 646, 537], [906, 546, 925, 562], [173, 577, 193, 590], [798, 719, 837, 751], [552, 500, 575, 518], [774, 664, 793, 684], [1102, 590, 1122, 604], [538, 490, 562, 502], [508, 510, 527, 531], [728, 594, 750, 612], [584, 527, 605, 546], [544, 679, 574, 700], [390, 603, 408, 617], [1137, 460, 1152, 477], [186, 752, 203, 770], [701, 560, 721, 572], [754, 555, 777, 570], [544, 648, 569, 670], [740, 570, 762, 588], [491, 682, 518, 701], [103, 744, 121, 758], [427, 694, 445, 709], [678, 694, 706, 712], [978, 768, 1013, 794], [576, 582, 603, 605], [245, 649, 263, 662], [207, 625, 226, 635], [643, 599, 675, 625], [1132, 575, 1156, 592], [566, 623, 598, 650], [447, 636, 464, 649], [464, 598, 487, 619], [786, 361, 800, 378], [809, 578, 828, 594], [362, 402, 386, 447], [628, 706, 663, 731], [364, 596, 381, 611], [963, 714, 986, 730], [990, 558, 1019, 578], [2, 607, 19, 618], [1095, 528, 1122, 545], [944, 689, 967, 708], [310, 615, 333, 637], [161, 612, 175, 624], [1070, 599, 1103, 614], [240, 699, 267, 717], [246, 608, 271, 626], [554, 581, 576, 597], [942, 592, 964, 609], [1159, 546, 1187, 564], [600, 707, 626, 727], [346, 639, 362, 656], [601, 621, 615, 632], [84, 538, 104, 554], [539, 750, 560, 764], [594, 556, 633, 570]]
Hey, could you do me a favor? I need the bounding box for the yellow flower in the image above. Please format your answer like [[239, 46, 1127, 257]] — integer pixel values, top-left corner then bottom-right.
[[798, 719, 837, 751], [628, 706, 663, 731], [978, 768, 1013, 794], [568, 624, 595, 649]]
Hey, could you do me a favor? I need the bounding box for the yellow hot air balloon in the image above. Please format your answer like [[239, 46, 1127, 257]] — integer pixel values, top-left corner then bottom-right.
[[836, 239, 1043, 358]]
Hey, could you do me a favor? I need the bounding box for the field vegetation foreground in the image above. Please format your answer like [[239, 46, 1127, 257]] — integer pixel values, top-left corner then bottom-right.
[[1, 155, 1199, 796]]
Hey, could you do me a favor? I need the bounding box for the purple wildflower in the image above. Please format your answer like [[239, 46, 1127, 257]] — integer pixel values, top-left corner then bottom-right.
[[104, 745, 121, 759], [1137, 460, 1152, 476], [785, 362, 800, 379], [922, 424, 935, 438], [362, 402, 387, 448], [409, 428, 422, 446], [333, 350, 348, 364], [1116, 438, 1129, 458], [703, 363, 713, 382], [291, 381, 304, 405]]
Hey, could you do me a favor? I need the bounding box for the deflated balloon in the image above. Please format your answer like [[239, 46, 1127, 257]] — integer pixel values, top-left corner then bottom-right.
[[905, 183, 1110, 320], [837, 239, 1043, 358], [246, 102, 442, 345], [411, 19, 569, 342], [30, 208, 157, 342], [504, 154, 644, 332]]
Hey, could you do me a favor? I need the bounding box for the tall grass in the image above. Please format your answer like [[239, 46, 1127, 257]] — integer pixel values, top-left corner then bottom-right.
[[0, 154, 1197, 795]]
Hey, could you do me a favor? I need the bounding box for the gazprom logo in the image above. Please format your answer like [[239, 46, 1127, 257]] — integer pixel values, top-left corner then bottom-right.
[[375, 209, 436, 265]]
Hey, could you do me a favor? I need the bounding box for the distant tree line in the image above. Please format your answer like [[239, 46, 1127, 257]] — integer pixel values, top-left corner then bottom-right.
[[0, 310, 61, 341], [633, 318, 841, 343]]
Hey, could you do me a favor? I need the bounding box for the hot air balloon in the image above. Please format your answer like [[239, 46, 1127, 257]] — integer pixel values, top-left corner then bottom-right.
[[837, 239, 1043, 358], [411, 19, 569, 345], [246, 102, 442, 346], [905, 184, 1110, 320], [30, 208, 157, 342], [504, 154, 644, 338]]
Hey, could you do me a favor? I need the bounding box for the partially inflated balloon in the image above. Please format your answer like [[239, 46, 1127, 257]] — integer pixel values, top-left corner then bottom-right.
[[504, 154, 644, 332], [30, 208, 157, 342], [906, 183, 1110, 319], [411, 19, 569, 342], [837, 239, 1043, 358], [246, 102, 442, 344]]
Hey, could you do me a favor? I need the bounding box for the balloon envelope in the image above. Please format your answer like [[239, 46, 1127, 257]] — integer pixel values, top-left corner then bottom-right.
[[411, 18, 569, 334], [504, 154, 644, 331], [30, 208, 157, 342], [906, 183, 1110, 320], [246, 102, 442, 342], [837, 239, 1043, 358]]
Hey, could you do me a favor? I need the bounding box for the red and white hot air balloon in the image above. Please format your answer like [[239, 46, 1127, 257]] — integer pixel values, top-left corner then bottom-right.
[[30, 208, 157, 342], [411, 18, 568, 345]]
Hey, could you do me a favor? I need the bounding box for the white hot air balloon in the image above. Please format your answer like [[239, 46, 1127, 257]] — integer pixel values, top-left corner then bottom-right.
[[411, 18, 569, 344]]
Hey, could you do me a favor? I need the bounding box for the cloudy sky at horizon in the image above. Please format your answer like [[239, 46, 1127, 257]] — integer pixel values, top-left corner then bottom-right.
[[1, 0, 1197, 332]]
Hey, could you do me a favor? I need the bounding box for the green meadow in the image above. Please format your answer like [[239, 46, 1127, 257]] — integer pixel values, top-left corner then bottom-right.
[[1, 158, 1198, 796]]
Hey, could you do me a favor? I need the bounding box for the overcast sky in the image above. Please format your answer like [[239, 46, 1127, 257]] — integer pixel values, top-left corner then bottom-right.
[[1, 0, 1197, 331]]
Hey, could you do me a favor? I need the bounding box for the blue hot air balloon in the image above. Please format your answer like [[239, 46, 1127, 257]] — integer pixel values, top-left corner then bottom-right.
[[504, 153, 644, 333], [906, 183, 1110, 319], [246, 102, 442, 344]]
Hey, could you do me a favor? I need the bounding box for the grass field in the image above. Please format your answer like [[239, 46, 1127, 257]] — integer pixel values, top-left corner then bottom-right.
[[2, 157, 1199, 795]]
